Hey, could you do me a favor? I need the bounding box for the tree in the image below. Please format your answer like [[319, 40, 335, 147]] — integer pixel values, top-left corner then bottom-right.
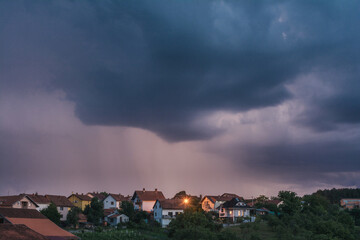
[[41, 202, 61, 225], [120, 201, 135, 220], [66, 207, 82, 227], [84, 197, 104, 225], [278, 191, 301, 216]]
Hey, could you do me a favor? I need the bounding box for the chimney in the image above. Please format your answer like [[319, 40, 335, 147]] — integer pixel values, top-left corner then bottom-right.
[[143, 188, 145, 192], [155, 188, 158, 192]]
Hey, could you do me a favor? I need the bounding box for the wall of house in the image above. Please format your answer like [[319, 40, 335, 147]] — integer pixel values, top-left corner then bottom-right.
[[58, 207, 70, 221], [68, 196, 82, 209], [142, 201, 156, 212], [201, 198, 214, 211], [132, 195, 140, 210], [36, 203, 50, 211], [11, 196, 37, 209], [104, 196, 117, 209], [220, 208, 250, 218], [153, 201, 162, 223]]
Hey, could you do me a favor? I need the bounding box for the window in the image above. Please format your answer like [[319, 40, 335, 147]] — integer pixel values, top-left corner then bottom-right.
[[111, 201, 114, 205], [60, 207, 64, 211], [168, 212, 173, 217], [155, 212, 157, 217]]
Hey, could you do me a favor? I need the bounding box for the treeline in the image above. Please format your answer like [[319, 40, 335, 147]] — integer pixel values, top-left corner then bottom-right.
[[315, 188, 360, 204]]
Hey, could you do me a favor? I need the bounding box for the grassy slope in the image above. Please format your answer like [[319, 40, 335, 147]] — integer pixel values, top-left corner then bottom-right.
[[75, 229, 169, 240], [226, 222, 278, 240]]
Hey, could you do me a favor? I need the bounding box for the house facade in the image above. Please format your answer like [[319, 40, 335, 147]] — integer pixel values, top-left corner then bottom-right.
[[153, 199, 186, 227], [104, 194, 126, 209], [104, 209, 129, 226], [219, 198, 253, 223], [46, 195, 74, 221], [340, 199, 360, 209], [68, 194, 92, 210], [0, 195, 38, 210], [132, 188, 165, 212]]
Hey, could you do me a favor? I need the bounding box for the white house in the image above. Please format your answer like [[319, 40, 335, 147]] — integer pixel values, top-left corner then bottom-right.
[[219, 198, 253, 223], [104, 194, 126, 209], [104, 209, 129, 226], [46, 195, 74, 221], [153, 199, 186, 227], [132, 188, 165, 212]]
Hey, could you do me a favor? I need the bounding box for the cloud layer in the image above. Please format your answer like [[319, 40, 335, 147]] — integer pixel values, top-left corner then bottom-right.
[[1, 0, 360, 196]]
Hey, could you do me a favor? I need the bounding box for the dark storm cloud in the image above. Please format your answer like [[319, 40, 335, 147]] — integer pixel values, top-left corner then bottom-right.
[[1, 0, 360, 142]]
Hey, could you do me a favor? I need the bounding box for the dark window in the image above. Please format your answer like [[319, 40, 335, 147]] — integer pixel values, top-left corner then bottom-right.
[[168, 212, 173, 217]]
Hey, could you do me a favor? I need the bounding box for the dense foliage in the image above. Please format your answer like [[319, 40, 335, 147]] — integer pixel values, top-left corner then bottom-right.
[[84, 197, 104, 225], [168, 209, 235, 240], [264, 191, 357, 240], [315, 188, 360, 204], [40, 202, 61, 225], [66, 207, 82, 227]]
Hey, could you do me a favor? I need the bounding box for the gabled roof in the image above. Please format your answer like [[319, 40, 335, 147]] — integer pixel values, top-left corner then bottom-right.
[[0, 224, 49, 240], [46, 195, 74, 207], [0, 195, 39, 208], [69, 194, 92, 201], [108, 193, 126, 202], [0, 208, 78, 239], [221, 198, 251, 209], [202, 193, 242, 203], [87, 192, 107, 201], [132, 190, 165, 201], [157, 199, 186, 210], [104, 209, 117, 217], [25, 194, 51, 205]]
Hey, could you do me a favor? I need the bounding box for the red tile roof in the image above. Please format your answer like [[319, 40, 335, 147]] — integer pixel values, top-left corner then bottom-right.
[[46, 195, 74, 207], [202, 193, 242, 203], [25, 194, 50, 205], [158, 199, 186, 210], [0, 224, 48, 240], [87, 192, 107, 201], [0, 208, 46, 219], [132, 190, 165, 201], [0, 208, 78, 239], [108, 193, 127, 201], [0, 195, 38, 208]]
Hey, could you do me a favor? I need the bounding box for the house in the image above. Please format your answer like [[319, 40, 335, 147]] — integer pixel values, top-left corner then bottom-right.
[[132, 188, 165, 212], [0, 224, 49, 240], [87, 192, 107, 201], [219, 198, 253, 223], [104, 194, 127, 209], [68, 193, 92, 210], [153, 199, 186, 227], [340, 198, 360, 209], [46, 195, 74, 221], [25, 194, 50, 211], [103, 209, 129, 226], [0, 195, 38, 210], [201, 193, 242, 212], [0, 208, 78, 239]]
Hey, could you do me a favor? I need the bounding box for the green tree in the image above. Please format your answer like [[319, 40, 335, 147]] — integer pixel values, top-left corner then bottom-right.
[[278, 191, 301, 216], [84, 197, 104, 225], [40, 202, 61, 225], [66, 207, 82, 227], [120, 201, 135, 220]]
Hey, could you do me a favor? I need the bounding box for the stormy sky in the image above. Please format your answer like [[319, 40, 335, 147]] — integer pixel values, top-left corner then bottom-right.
[[1, 0, 360, 198]]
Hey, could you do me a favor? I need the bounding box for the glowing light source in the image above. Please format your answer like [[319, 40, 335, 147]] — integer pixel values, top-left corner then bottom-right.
[[184, 198, 189, 204]]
